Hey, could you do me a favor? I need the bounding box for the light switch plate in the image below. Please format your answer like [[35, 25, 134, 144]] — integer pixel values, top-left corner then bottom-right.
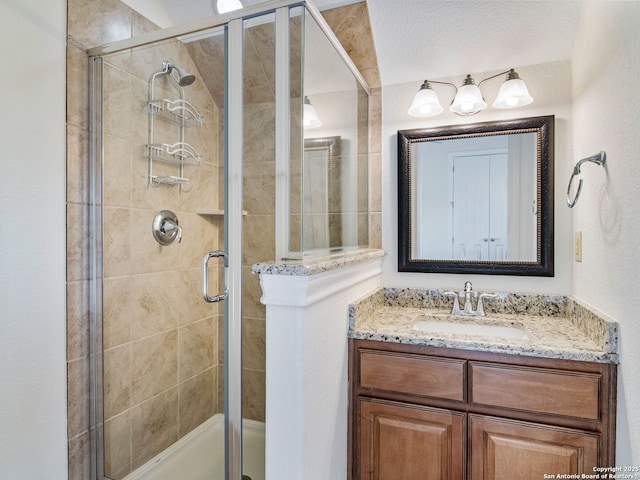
[[575, 231, 583, 262]]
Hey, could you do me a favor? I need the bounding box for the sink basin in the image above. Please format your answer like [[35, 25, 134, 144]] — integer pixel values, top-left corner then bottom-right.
[[412, 320, 530, 340]]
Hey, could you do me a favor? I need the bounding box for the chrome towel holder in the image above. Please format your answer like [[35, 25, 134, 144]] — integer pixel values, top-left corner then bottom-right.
[[566, 150, 606, 208]]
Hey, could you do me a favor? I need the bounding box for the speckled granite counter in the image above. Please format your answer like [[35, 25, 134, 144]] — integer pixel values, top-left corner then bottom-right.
[[252, 248, 385, 276], [348, 287, 619, 364]]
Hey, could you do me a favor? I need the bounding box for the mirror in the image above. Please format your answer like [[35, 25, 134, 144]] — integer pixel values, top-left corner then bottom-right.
[[302, 136, 341, 252], [398, 115, 554, 276]]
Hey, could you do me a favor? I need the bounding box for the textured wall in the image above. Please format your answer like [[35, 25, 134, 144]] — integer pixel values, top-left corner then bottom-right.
[[572, 1, 640, 465], [0, 1, 68, 479]]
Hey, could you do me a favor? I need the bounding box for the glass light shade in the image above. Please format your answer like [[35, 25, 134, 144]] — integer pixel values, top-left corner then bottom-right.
[[303, 98, 322, 129], [216, 0, 243, 14], [493, 78, 534, 108], [408, 86, 444, 117], [450, 84, 487, 115]]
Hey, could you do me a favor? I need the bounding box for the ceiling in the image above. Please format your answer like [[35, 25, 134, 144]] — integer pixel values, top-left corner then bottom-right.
[[367, 0, 583, 86], [158, 0, 584, 87]]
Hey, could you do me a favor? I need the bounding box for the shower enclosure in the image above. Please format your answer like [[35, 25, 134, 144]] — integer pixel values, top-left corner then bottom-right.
[[88, 1, 369, 479]]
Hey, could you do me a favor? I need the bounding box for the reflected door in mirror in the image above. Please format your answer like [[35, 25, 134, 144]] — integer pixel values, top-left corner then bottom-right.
[[452, 152, 507, 261]]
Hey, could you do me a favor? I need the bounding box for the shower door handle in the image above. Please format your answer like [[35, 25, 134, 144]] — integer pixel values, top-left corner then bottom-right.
[[202, 251, 228, 303]]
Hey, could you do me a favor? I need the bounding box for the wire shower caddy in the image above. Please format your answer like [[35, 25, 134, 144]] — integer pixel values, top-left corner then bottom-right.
[[146, 61, 203, 190]]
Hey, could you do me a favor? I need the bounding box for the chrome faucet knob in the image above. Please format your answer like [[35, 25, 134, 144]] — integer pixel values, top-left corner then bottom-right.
[[443, 291, 462, 315]]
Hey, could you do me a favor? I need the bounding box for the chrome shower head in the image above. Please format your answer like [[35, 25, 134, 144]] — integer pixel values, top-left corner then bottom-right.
[[172, 65, 196, 87], [162, 61, 196, 87]]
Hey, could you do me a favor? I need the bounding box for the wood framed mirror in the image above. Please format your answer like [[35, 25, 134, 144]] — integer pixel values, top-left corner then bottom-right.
[[398, 115, 554, 276]]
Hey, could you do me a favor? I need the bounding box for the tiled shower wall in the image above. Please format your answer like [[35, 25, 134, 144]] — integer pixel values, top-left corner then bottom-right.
[[185, 21, 275, 423], [65, 1, 381, 478], [66, 1, 224, 478], [100, 46, 222, 477]]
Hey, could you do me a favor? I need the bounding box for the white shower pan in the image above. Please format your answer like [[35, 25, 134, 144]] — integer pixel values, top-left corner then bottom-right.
[[123, 414, 265, 480]]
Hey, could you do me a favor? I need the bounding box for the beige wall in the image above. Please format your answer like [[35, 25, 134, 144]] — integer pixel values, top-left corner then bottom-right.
[[0, 1, 68, 478], [572, 1, 640, 464]]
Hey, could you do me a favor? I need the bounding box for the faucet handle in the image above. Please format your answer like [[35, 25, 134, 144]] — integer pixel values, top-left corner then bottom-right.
[[442, 291, 461, 314], [476, 292, 498, 316], [479, 292, 498, 300]]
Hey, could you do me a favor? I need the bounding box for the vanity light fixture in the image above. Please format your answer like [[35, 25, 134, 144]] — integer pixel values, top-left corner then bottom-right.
[[214, 0, 243, 14], [408, 68, 533, 117], [303, 96, 322, 129], [450, 74, 487, 116], [407, 80, 446, 117]]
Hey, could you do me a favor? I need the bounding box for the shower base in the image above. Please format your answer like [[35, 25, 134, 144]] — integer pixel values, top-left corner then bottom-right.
[[123, 414, 265, 480]]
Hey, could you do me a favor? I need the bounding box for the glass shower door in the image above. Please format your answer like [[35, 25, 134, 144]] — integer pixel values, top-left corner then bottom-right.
[[95, 28, 229, 479], [89, 2, 368, 479]]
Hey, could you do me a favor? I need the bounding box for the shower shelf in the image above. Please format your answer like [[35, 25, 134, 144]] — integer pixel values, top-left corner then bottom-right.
[[196, 209, 248, 216], [151, 175, 190, 186], [147, 60, 204, 190], [148, 98, 203, 127], [146, 142, 202, 166]]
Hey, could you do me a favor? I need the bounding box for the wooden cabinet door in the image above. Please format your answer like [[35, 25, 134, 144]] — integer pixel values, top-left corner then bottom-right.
[[469, 415, 599, 480], [359, 398, 465, 480]]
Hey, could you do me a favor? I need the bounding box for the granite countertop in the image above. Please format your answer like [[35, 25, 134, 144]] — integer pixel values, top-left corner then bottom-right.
[[348, 287, 619, 364], [252, 248, 385, 276]]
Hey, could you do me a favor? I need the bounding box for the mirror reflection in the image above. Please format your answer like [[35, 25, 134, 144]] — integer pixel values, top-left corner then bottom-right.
[[302, 136, 340, 251], [398, 116, 554, 276], [412, 132, 537, 262]]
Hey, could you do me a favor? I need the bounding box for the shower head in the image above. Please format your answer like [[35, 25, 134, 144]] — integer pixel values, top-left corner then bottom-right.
[[172, 65, 196, 87], [162, 61, 196, 87]]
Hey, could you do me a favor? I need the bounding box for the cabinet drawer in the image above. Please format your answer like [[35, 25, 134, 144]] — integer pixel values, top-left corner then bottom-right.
[[359, 350, 465, 401], [470, 362, 601, 420]]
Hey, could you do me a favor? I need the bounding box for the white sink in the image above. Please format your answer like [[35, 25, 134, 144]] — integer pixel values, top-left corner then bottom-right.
[[412, 320, 529, 340]]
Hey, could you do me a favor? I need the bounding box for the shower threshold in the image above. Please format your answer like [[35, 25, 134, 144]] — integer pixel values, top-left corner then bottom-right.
[[122, 414, 265, 480]]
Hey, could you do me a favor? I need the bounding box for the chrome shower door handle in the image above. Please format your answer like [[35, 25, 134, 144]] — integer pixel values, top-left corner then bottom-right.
[[202, 251, 228, 303]]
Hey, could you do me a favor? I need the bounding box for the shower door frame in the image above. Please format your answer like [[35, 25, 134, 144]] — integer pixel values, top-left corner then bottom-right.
[[87, 2, 367, 479]]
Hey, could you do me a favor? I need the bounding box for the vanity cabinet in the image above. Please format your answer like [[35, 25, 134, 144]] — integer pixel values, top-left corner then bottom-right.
[[359, 399, 465, 480], [349, 339, 616, 480]]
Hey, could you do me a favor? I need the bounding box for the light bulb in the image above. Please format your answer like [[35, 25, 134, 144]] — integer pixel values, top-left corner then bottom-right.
[[492, 70, 533, 109], [450, 80, 486, 116], [216, 0, 243, 14], [461, 102, 474, 113], [303, 96, 321, 129], [408, 81, 444, 118]]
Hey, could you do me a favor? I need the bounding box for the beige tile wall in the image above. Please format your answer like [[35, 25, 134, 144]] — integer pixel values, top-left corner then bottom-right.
[[66, 0, 380, 478], [67, 0, 223, 478], [239, 99, 275, 422], [99, 42, 222, 478]]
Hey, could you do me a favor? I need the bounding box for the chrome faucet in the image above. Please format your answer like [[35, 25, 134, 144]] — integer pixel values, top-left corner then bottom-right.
[[443, 282, 497, 317]]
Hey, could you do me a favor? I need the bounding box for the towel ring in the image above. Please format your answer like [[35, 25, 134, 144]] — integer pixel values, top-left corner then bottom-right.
[[567, 151, 606, 208]]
